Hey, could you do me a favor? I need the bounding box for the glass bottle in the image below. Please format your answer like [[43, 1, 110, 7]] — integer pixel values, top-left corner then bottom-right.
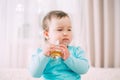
[[50, 40, 62, 59]]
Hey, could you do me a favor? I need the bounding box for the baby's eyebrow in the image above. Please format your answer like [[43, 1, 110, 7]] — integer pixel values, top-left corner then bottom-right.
[[57, 26, 63, 28], [57, 26, 72, 28], [56, 26, 64, 28], [67, 26, 72, 28]]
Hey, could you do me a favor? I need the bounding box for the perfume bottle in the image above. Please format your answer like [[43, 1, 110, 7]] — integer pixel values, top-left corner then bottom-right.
[[50, 40, 62, 59]]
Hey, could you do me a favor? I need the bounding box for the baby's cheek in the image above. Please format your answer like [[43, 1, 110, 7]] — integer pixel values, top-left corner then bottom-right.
[[55, 35, 62, 40]]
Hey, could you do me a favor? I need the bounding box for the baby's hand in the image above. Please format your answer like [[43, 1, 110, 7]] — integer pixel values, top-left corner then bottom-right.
[[42, 43, 70, 60], [59, 44, 70, 60], [42, 44, 56, 57]]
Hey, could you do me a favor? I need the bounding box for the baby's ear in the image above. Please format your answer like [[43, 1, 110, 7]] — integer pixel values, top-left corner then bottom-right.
[[44, 30, 49, 39]]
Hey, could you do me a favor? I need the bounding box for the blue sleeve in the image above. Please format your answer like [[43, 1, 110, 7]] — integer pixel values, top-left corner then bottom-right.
[[28, 48, 50, 78], [64, 46, 89, 74]]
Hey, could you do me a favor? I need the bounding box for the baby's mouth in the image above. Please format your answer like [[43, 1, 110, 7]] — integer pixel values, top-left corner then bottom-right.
[[62, 39, 69, 45]]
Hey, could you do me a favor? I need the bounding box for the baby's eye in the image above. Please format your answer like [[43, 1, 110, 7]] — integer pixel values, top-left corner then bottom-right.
[[68, 29, 72, 31], [57, 29, 63, 31]]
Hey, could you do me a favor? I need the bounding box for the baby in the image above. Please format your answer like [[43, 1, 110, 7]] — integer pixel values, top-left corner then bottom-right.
[[28, 10, 89, 80]]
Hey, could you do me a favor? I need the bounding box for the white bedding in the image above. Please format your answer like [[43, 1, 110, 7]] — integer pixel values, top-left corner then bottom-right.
[[0, 68, 120, 80], [82, 67, 120, 80]]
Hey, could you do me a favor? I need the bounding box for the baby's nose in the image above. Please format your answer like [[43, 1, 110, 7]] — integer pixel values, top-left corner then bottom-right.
[[63, 32, 68, 35]]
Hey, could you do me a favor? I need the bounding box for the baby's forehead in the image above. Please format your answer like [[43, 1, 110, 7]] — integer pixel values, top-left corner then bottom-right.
[[47, 17, 72, 28], [51, 16, 70, 22]]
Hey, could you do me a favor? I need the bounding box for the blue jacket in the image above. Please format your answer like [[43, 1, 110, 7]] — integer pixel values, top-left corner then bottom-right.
[[28, 46, 89, 80]]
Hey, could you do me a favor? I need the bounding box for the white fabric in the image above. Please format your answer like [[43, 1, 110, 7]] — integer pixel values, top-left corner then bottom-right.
[[0, 68, 120, 80]]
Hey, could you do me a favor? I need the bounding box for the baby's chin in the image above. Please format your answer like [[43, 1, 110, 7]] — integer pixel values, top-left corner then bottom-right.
[[61, 41, 70, 46]]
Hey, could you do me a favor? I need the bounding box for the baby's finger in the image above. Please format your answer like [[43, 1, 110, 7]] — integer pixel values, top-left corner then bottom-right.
[[59, 44, 67, 49]]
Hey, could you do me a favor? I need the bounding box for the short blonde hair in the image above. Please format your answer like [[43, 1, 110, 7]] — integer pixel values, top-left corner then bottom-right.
[[42, 10, 69, 31]]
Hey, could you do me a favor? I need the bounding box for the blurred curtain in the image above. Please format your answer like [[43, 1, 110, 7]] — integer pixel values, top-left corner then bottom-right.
[[0, 0, 85, 68], [85, 0, 120, 68], [0, 0, 42, 68]]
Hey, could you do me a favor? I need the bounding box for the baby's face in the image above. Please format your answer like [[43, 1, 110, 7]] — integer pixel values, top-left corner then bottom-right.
[[47, 17, 72, 45]]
